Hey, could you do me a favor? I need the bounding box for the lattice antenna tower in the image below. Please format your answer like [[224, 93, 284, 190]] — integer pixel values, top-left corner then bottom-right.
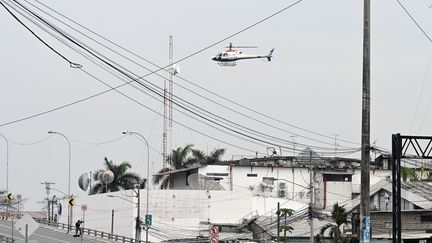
[[162, 36, 174, 168], [169, 35, 174, 167]]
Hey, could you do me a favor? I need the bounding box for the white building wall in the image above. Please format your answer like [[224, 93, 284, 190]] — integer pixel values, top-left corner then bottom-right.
[[202, 166, 311, 203], [60, 189, 306, 242], [352, 169, 391, 194], [59, 190, 136, 238], [326, 182, 352, 209]]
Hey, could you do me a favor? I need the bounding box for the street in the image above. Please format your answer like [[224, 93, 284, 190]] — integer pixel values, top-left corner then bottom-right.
[[0, 220, 107, 243]]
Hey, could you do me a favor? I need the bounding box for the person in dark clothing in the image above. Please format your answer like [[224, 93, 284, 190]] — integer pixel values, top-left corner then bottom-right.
[[75, 220, 83, 236]]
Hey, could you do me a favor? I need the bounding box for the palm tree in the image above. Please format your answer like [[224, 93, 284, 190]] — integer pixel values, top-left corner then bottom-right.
[[189, 148, 226, 166], [401, 167, 419, 182], [278, 208, 294, 243], [89, 157, 141, 194], [317, 203, 349, 243], [153, 144, 194, 189]]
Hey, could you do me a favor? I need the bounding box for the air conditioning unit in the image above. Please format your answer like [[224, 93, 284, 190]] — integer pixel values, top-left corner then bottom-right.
[[279, 182, 286, 189], [278, 189, 286, 197]]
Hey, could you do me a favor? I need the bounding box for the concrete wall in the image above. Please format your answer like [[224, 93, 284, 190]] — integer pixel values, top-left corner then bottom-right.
[[352, 169, 391, 194], [59, 189, 303, 242], [371, 211, 432, 236], [199, 165, 311, 203]]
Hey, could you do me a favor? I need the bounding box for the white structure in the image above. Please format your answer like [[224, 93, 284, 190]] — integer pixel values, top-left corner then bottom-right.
[[59, 189, 306, 242], [59, 151, 395, 242]]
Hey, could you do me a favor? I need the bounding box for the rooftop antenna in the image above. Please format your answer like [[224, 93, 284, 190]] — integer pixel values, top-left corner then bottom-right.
[[41, 181, 55, 220], [169, 35, 174, 168], [162, 36, 172, 168]]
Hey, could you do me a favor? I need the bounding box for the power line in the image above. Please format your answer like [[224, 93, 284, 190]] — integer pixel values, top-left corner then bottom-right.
[[6, 1, 357, 155], [0, 0, 356, 152], [27, 0, 360, 148]]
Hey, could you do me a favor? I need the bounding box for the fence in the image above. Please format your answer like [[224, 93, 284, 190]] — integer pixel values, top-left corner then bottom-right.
[[0, 234, 14, 243], [36, 219, 147, 243]]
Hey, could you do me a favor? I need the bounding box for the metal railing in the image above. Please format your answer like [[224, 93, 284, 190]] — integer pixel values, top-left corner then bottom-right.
[[0, 234, 14, 243], [237, 210, 259, 225], [36, 219, 147, 243]]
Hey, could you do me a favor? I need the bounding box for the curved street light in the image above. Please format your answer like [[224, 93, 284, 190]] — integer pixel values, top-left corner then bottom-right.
[[123, 131, 150, 243], [48, 130, 72, 232]]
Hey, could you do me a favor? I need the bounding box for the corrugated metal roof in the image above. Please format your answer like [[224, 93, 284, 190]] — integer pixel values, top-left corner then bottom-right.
[[153, 166, 201, 176]]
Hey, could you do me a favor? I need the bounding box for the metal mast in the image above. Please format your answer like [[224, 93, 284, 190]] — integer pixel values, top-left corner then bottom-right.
[[162, 36, 174, 168], [169, 35, 174, 165], [360, 0, 371, 242]]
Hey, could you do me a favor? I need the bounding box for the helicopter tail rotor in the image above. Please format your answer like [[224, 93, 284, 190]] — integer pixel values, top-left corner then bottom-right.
[[267, 48, 274, 61]]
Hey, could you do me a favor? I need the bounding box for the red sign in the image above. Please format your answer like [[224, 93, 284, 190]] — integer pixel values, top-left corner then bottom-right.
[[81, 204, 87, 211], [209, 226, 219, 236], [209, 226, 219, 243], [209, 236, 219, 243]]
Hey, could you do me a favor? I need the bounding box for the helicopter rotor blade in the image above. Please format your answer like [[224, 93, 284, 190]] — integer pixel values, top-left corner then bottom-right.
[[225, 45, 258, 49]]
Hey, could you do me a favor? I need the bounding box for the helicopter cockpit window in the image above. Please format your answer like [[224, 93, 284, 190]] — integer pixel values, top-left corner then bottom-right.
[[223, 53, 228, 57]]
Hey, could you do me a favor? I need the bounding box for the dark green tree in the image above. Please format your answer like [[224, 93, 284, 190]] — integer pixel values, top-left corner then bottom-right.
[[278, 208, 295, 243], [153, 144, 194, 189], [401, 167, 419, 182], [89, 157, 141, 194], [189, 148, 226, 166], [317, 203, 349, 243]]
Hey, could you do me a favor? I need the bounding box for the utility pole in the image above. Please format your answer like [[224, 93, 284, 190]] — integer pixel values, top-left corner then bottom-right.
[[291, 136, 297, 199], [111, 209, 114, 238], [360, 0, 371, 242], [277, 202, 280, 243], [41, 182, 55, 221], [135, 188, 141, 242], [333, 134, 339, 158], [309, 151, 314, 243]]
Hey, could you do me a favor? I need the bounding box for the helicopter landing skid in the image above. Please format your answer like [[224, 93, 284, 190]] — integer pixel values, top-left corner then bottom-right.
[[217, 61, 236, 67]]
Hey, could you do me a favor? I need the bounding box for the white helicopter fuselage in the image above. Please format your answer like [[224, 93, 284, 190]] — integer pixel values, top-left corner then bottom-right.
[[212, 48, 274, 63]]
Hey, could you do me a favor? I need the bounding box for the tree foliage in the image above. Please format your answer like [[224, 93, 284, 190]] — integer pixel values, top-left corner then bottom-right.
[[89, 157, 141, 194], [153, 145, 226, 189], [316, 203, 349, 243], [401, 167, 419, 182]]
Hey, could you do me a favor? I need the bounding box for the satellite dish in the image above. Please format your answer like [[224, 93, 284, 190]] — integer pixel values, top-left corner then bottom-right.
[[78, 173, 90, 191], [173, 64, 181, 75], [101, 170, 115, 184]]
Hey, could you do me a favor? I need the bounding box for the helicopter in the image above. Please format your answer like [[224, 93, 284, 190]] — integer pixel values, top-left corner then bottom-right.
[[212, 43, 274, 66]]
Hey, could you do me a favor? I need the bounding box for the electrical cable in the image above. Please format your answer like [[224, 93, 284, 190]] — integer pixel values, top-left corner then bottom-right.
[[28, 0, 360, 148], [5, 0, 307, 153], [1, 0, 268, 155], [0, 0, 358, 153]]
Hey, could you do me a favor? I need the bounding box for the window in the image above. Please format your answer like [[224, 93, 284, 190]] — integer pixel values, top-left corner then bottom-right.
[[247, 173, 258, 177], [421, 215, 432, 222], [206, 173, 228, 177], [262, 177, 275, 185], [325, 174, 352, 182]]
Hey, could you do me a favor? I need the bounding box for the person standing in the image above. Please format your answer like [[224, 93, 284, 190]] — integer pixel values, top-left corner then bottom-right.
[[75, 220, 83, 236]]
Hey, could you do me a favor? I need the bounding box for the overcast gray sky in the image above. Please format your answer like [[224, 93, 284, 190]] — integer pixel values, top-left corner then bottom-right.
[[1, 0, 432, 210]]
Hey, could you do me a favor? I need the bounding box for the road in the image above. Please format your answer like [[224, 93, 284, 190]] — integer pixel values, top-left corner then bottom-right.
[[0, 220, 109, 243]]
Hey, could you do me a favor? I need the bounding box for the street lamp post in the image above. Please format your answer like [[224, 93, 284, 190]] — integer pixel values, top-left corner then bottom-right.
[[123, 131, 150, 243], [0, 134, 9, 221], [0, 134, 9, 193], [48, 130, 72, 232]]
